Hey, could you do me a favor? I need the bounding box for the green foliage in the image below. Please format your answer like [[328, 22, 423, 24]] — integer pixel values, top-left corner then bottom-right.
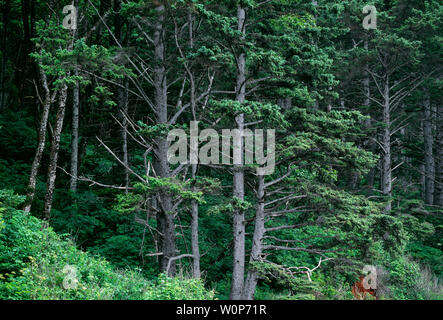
[[144, 273, 215, 300], [408, 242, 443, 277], [387, 257, 429, 300], [0, 0, 442, 301], [0, 190, 215, 300]]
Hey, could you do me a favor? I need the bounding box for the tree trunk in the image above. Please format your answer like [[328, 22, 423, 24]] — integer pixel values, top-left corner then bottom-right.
[[152, 4, 176, 276], [242, 175, 266, 300], [17, 0, 32, 108], [187, 10, 200, 278], [70, 67, 80, 192], [70, 4, 80, 192], [363, 39, 376, 193], [423, 92, 434, 205], [0, 0, 10, 111], [230, 5, 247, 301], [43, 81, 69, 223], [114, 0, 129, 192], [381, 76, 392, 212], [23, 66, 53, 212], [118, 80, 129, 191], [348, 171, 360, 190], [191, 165, 201, 278], [434, 104, 443, 207], [399, 126, 408, 190], [346, 93, 359, 190]]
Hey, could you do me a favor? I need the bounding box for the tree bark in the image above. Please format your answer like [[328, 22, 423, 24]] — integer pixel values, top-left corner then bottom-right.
[[23, 66, 53, 212], [70, 1, 80, 192], [0, 0, 10, 110], [187, 11, 200, 278], [191, 165, 201, 278], [242, 175, 266, 300], [363, 39, 376, 193], [230, 5, 247, 300], [17, 0, 32, 107], [43, 80, 69, 223], [70, 67, 80, 192], [423, 92, 434, 205], [434, 104, 443, 207], [114, 0, 129, 192], [152, 4, 176, 276], [118, 80, 129, 191], [381, 76, 392, 212]]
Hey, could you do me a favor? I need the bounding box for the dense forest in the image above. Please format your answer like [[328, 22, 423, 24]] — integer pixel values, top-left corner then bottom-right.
[[0, 0, 442, 300]]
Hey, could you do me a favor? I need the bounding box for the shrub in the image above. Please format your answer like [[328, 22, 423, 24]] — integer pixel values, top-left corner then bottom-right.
[[386, 257, 443, 300], [144, 273, 215, 300], [0, 189, 215, 300]]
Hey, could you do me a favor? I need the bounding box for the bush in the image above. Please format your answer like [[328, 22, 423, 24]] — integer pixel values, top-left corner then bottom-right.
[[386, 257, 443, 300], [0, 189, 215, 300], [144, 273, 215, 300]]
